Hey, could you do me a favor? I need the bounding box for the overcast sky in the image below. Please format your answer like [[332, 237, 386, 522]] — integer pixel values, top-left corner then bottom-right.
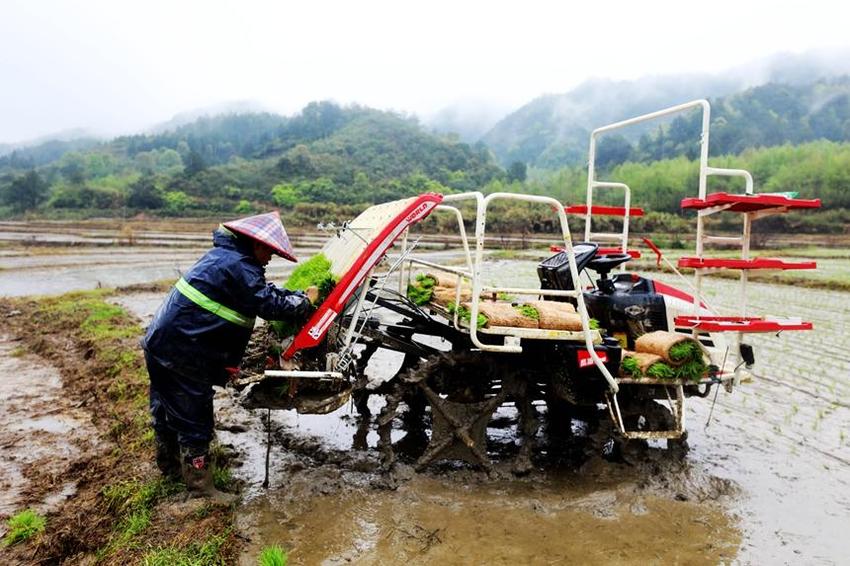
[[2, 0, 849, 143]]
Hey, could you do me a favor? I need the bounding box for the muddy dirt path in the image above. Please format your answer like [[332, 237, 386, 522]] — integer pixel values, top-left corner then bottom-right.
[[0, 331, 99, 521]]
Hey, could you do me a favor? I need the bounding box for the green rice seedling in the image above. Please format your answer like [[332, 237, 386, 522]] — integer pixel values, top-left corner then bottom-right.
[[669, 340, 702, 363], [674, 358, 708, 382], [2, 509, 45, 546], [646, 362, 676, 380], [406, 275, 437, 305], [621, 356, 640, 377], [270, 254, 337, 338], [259, 545, 289, 566], [415, 274, 436, 288], [515, 305, 539, 320], [447, 303, 487, 328], [407, 283, 434, 306], [284, 254, 334, 296]]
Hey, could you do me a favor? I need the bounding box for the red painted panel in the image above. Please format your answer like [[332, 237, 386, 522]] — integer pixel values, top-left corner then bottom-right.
[[674, 315, 813, 333], [678, 257, 817, 270], [565, 205, 644, 217], [284, 193, 443, 359], [681, 192, 820, 212]]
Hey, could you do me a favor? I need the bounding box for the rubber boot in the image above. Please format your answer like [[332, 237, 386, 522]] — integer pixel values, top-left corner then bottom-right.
[[155, 432, 181, 480], [179, 447, 237, 506]]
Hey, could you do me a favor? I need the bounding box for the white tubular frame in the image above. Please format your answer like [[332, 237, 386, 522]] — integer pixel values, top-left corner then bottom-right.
[[583, 181, 633, 253], [587, 100, 754, 313], [585, 99, 751, 434], [424, 191, 620, 393]]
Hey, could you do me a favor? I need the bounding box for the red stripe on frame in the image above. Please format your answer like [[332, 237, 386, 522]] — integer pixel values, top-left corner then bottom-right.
[[653, 280, 707, 310]]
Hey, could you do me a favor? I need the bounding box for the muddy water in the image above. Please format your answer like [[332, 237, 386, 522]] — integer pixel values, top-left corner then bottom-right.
[[0, 334, 98, 518], [0, 221, 324, 296], [223, 260, 848, 565], [0, 245, 319, 297], [655, 275, 850, 563], [238, 472, 738, 565]]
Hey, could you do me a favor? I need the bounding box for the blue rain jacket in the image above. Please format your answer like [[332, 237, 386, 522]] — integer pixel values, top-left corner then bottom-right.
[[142, 228, 310, 386]]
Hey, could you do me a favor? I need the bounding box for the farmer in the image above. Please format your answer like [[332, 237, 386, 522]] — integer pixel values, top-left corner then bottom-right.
[[142, 211, 317, 504]]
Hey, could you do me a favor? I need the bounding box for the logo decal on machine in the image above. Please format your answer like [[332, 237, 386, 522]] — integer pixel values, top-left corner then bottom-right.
[[577, 349, 608, 368]]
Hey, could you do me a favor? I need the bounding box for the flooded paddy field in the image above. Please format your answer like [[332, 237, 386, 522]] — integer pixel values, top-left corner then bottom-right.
[[1, 220, 848, 564], [0, 220, 324, 296]]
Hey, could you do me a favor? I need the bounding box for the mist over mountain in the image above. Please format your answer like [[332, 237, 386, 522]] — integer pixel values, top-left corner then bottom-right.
[[0, 128, 102, 159], [147, 100, 272, 134], [481, 47, 850, 167], [423, 99, 515, 143], [730, 47, 850, 87], [6, 47, 850, 174]]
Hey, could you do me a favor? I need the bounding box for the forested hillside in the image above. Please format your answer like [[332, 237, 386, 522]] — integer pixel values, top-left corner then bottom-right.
[[0, 102, 504, 217], [484, 76, 850, 169], [1, 76, 848, 233]]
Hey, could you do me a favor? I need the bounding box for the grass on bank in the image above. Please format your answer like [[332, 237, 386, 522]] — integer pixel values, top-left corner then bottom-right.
[[141, 530, 231, 566], [259, 545, 289, 566], [98, 477, 183, 557], [3, 289, 236, 562], [2, 509, 46, 547]]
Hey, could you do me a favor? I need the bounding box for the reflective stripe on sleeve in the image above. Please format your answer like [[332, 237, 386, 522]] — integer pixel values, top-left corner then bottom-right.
[[174, 277, 255, 328]]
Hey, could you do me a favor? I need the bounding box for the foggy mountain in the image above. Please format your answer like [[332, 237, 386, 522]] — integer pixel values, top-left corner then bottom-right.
[[480, 47, 850, 167], [422, 99, 516, 143], [147, 100, 272, 134], [6, 47, 850, 171], [0, 128, 101, 159]]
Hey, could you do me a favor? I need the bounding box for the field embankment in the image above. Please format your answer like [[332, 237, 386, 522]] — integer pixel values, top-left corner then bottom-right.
[[0, 291, 237, 564]]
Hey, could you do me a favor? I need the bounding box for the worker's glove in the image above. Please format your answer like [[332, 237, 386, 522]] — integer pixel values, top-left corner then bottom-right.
[[224, 366, 241, 383]]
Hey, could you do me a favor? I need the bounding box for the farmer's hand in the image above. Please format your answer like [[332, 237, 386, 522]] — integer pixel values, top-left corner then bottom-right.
[[305, 285, 320, 304]]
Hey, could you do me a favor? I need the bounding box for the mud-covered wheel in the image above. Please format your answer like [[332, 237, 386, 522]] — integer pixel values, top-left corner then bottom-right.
[[667, 430, 689, 456], [588, 416, 627, 461], [390, 353, 510, 472]]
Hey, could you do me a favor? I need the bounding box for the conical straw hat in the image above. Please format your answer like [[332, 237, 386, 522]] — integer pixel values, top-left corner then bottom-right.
[[223, 211, 297, 262]]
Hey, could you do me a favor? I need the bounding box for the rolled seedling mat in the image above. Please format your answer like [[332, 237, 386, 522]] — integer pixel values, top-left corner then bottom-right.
[[426, 271, 468, 288], [620, 351, 675, 379], [469, 301, 538, 328], [523, 300, 580, 330], [634, 331, 705, 367], [431, 286, 474, 307]]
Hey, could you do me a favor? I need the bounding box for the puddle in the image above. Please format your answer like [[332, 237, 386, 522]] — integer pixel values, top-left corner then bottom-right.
[[237, 473, 739, 565], [0, 334, 99, 517]]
